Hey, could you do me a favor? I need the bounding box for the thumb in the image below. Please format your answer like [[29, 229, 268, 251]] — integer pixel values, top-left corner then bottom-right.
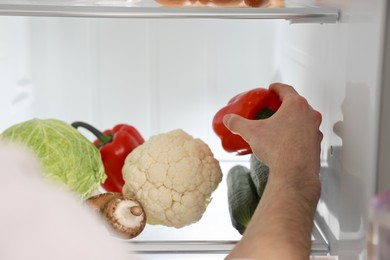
[[223, 114, 253, 142]]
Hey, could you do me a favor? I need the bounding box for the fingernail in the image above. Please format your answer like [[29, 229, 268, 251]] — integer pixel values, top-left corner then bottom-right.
[[223, 114, 232, 127]]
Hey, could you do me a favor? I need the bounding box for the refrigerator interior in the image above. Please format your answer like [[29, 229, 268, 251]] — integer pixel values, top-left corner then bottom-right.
[[0, 0, 388, 258]]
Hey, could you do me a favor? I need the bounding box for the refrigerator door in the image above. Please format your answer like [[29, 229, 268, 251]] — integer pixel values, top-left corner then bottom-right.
[[378, 0, 390, 194], [273, 0, 387, 258]]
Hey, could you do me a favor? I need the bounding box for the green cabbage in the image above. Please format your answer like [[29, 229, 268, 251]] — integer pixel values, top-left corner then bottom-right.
[[0, 118, 106, 199]]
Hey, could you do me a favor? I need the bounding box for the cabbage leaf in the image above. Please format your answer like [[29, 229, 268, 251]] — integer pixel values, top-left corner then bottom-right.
[[0, 119, 106, 199]]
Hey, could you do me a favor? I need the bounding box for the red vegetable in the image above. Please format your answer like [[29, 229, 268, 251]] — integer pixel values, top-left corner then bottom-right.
[[72, 122, 144, 193], [212, 88, 281, 155]]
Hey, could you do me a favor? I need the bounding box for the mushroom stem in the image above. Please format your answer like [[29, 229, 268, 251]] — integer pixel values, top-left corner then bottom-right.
[[130, 206, 143, 216]]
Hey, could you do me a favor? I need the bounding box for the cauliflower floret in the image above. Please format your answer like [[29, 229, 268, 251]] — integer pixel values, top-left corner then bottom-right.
[[122, 129, 222, 228]]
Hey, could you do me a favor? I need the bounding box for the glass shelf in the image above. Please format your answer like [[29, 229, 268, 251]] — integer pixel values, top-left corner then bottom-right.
[[0, 0, 339, 23], [127, 222, 329, 256]]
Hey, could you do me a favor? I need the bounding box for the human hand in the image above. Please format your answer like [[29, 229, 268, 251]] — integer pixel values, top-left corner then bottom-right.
[[223, 83, 322, 190], [224, 83, 322, 259]]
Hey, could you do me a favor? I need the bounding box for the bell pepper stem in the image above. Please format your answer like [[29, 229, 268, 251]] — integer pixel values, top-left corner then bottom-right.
[[256, 108, 276, 120], [71, 121, 113, 145]]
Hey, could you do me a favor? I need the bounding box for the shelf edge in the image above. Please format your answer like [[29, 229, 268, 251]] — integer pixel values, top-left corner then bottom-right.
[[0, 4, 339, 23]]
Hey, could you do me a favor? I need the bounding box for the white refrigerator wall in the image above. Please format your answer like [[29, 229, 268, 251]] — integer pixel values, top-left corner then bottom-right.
[[0, 17, 280, 243], [0, 0, 387, 257], [27, 17, 279, 161], [0, 17, 34, 130]]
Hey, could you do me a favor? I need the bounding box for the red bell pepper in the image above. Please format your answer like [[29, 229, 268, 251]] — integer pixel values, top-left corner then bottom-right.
[[72, 122, 144, 193], [212, 88, 281, 155]]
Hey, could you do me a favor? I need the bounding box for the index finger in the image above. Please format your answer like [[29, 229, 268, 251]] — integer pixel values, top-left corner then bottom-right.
[[269, 83, 299, 100]]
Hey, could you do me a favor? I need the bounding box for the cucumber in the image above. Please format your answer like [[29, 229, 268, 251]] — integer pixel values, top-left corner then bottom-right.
[[227, 165, 260, 235], [249, 154, 269, 198]]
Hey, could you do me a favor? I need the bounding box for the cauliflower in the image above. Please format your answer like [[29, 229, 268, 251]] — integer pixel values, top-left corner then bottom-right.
[[122, 129, 222, 228]]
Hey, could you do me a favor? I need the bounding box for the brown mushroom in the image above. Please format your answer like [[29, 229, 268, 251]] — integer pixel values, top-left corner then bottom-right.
[[154, 0, 196, 7], [245, 0, 270, 7], [103, 196, 147, 239], [155, 0, 274, 7], [86, 192, 121, 213]]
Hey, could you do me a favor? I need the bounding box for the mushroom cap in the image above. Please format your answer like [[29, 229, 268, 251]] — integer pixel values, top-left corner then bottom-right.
[[104, 196, 147, 239], [86, 192, 121, 213]]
